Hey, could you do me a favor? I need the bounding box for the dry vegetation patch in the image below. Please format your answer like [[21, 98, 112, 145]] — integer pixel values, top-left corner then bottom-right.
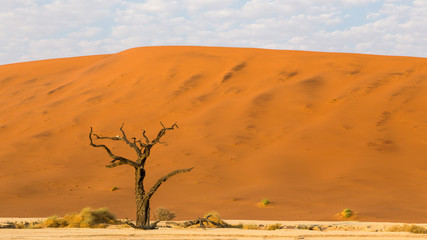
[[1, 207, 120, 229], [388, 224, 427, 234]]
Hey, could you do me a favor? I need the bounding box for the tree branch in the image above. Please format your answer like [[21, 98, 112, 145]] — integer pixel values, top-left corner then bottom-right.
[[150, 122, 178, 146], [106, 156, 139, 168], [142, 130, 150, 145], [89, 127, 139, 168], [146, 167, 193, 199], [119, 123, 143, 156]]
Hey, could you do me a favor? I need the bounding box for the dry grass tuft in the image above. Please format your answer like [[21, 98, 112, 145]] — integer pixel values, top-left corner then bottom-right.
[[38, 207, 117, 228], [42, 215, 68, 228], [388, 224, 427, 234], [266, 223, 282, 230]]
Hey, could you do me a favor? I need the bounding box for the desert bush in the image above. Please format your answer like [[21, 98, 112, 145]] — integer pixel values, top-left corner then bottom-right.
[[340, 208, 353, 218], [65, 207, 116, 228], [267, 223, 282, 230], [154, 207, 176, 221], [335, 208, 357, 220], [42, 215, 68, 228], [258, 199, 271, 207], [111, 186, 119, 191], [388, 224, 427, 234], [39, 207, 117, 228]]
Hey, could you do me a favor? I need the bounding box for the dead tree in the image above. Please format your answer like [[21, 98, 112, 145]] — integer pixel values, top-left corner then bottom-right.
[[89, 122, 193, 229]]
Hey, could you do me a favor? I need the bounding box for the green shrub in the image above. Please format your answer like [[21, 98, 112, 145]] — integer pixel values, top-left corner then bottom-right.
[[259, 199, 271, 207], [340, 208, 353, 218], [154, 207, 176, 221]]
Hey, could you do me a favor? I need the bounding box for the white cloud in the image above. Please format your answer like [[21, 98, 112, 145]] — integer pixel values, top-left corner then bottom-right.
[[0, 0, 426, 64]]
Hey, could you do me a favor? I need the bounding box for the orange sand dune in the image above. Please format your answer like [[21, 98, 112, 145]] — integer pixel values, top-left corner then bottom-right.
[[0, 46, 426, 223]]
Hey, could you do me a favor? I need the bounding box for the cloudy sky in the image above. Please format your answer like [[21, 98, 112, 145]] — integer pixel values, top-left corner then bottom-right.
[[0, 0, 426, 65]]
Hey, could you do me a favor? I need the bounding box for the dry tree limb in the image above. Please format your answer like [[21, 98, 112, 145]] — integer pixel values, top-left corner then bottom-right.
[[146, 168, 194, 198], [183, 215, 230, 229], [89, 127, 138, 168]]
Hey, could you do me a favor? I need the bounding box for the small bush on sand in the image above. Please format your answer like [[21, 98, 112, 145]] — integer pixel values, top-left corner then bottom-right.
[[335, 208, 357, 220], [258, 199, 271, 207], [40, 207, 117, 228], [340, 208, 353, 218], [267, 223, 282, 230], [154, 207, 176, 221], [388, 224, 427, 234], [68, 207, 116, 228], [42, 215, 68, 228]]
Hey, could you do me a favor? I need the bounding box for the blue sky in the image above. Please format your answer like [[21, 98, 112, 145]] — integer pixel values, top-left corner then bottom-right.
[[0, 0, 426, 65]]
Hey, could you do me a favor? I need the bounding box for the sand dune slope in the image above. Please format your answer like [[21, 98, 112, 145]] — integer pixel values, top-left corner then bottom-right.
[[0, 46, 426, 222]]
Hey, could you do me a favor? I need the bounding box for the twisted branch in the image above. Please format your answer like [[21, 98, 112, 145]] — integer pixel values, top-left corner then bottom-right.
[[119, 123, 142, 156], [89, 127, 139, 168], [150, 122, 178, 145]]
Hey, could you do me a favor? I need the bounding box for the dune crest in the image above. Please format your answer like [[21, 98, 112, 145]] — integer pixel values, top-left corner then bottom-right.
[[0, 46, 426, 222]]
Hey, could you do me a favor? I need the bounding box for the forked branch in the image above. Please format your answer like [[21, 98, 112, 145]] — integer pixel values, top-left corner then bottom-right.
[[89, 127, 138, 168], [119, 123, 142, 156], [150, 122, 178, 146], [146, 167, 193, 198]]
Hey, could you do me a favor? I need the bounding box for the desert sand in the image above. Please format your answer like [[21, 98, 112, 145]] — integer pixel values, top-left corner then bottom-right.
[[1, 218, 426, 240], [0, 46, 426, 223], [1, 228, 422, 240]]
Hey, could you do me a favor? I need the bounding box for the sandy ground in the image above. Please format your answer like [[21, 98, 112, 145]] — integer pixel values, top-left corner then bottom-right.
[[1, 219, 426, 240], [0, 46, 427, 222], [2, 228, 425, 240]]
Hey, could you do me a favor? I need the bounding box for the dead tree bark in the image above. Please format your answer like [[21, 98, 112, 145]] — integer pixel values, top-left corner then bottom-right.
[[89, 122, 193, 229]]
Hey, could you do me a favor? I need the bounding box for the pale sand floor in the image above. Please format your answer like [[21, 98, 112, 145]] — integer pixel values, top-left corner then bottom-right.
[[1, 228, 425, 240], [1, 219, 426, 240]]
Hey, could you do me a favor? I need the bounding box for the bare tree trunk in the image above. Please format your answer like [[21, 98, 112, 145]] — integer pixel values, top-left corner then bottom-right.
[[135, 167, 149, 228], [136, 196, 151, 228]]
